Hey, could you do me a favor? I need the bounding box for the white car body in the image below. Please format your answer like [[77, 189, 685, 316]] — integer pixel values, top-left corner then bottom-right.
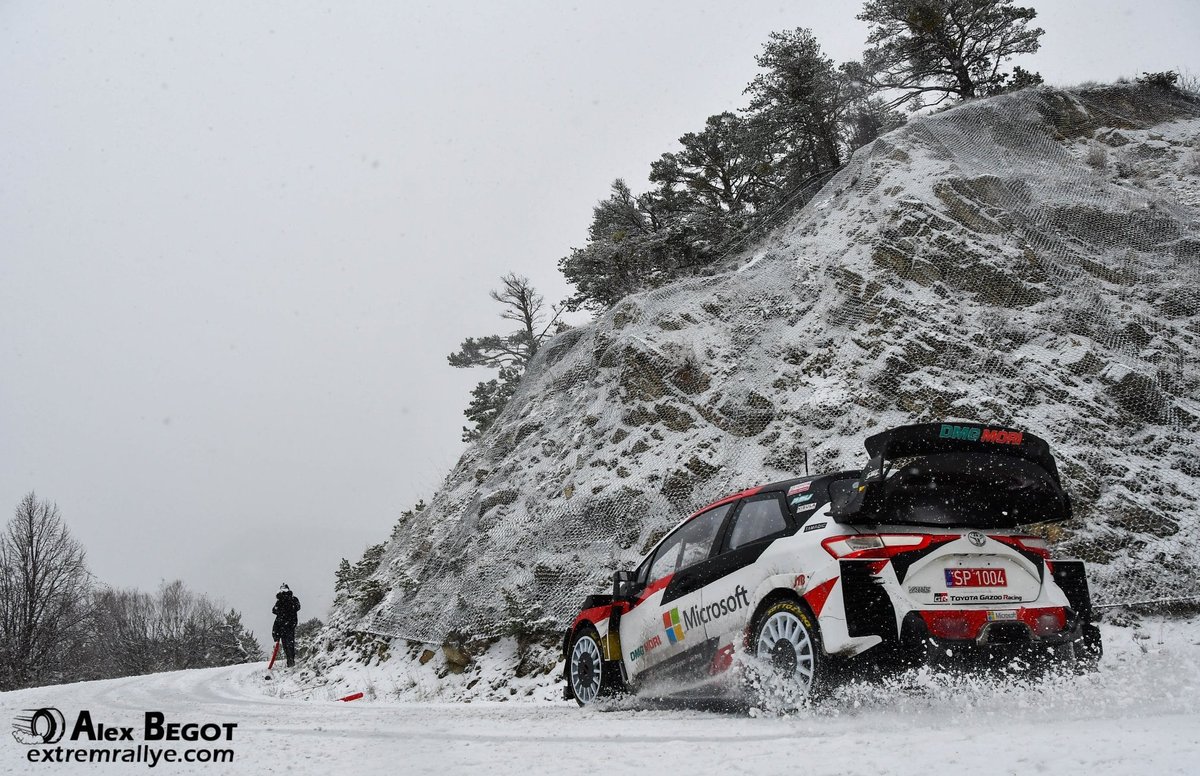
[[564, 423, 1099, 704]]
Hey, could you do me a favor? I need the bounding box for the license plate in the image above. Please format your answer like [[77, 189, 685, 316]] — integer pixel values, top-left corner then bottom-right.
[[944, 568, 1008, 587]]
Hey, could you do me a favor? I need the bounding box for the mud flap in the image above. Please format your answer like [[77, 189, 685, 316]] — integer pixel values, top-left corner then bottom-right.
[[1051, 560, 1102, 669], [840, 560, 898, 643], [1051, 561, 1094, 622]]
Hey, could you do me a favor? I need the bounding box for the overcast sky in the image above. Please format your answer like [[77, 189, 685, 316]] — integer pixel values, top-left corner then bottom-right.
[[2, 1, 1196, 647]]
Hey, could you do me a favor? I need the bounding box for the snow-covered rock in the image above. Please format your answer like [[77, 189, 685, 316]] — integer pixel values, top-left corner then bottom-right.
[[334, 85, 1200, 669]]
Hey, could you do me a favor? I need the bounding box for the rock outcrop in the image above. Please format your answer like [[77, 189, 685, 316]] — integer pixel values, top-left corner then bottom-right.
[[356, 84, 1200, 647]]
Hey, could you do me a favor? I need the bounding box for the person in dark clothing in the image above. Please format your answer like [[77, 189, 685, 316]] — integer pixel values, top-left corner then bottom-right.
[[272, 583, 301, 667]]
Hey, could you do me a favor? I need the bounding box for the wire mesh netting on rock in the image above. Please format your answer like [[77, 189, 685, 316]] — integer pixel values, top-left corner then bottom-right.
[[365, 85, 1200, 644]]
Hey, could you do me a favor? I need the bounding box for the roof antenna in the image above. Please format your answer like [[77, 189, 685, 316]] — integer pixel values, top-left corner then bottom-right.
[[803, 451, 809, 477]]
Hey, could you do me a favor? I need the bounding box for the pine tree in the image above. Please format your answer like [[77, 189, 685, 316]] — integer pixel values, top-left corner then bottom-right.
[[294, 618, 324, 660], [649, 112, 777, 252], [461, 366, 522, 441], [335, 541, 389, 614], [844, 95, 909, 149], [745, 28, 851, 186], [448, 274, 565, 440], [850, 0, 1044, 109], [214, 609, 263, 664], [558, 180, 693, 311]]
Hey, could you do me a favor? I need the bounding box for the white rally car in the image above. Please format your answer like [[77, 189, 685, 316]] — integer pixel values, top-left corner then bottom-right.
[[562, 422, 1102, 705]]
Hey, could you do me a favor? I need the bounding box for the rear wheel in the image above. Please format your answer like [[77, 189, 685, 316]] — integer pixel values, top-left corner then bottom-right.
[[568, 627, 609, 706], [751, 599, 823, 708]]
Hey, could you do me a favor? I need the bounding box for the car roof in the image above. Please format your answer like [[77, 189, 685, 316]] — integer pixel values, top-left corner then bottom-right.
[[686, 469, 861, 520]]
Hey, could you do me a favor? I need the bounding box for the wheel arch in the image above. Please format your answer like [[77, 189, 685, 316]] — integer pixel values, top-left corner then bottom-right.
[[745, 588, 819, 651], [564, 619, 627, 705], [565, 613, 624, 670], [563, 616, 605, 663], [562, 620, 586, 662]]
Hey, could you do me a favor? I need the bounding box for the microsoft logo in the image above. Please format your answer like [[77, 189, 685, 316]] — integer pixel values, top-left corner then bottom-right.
[[662, 608, 685, 644]]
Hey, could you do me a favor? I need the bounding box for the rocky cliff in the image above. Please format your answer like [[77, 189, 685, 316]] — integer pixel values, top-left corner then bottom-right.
[[352, 84, 1200, 654]]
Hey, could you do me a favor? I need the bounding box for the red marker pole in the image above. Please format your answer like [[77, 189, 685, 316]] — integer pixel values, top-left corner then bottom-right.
[[267, 641, 281, 670], [338, 692, 364, 702]]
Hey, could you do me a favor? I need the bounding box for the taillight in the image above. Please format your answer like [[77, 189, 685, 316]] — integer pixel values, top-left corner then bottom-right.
[[1033, 610, 1066, 635], [821, 533, 931, 559], [995, 535, 1052, 560]]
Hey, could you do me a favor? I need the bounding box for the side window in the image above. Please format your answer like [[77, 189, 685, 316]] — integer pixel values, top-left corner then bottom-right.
[[645, 503, 731, 582], [726, 494, 790, 551], [645, 538, 682, 583], [676, 503, 732, 568]]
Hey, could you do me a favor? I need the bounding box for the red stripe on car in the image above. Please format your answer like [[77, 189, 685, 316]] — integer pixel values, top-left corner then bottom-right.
[[570, 600, 631, 631], [630, 574, 674, 609], [804, 577, 839, 617], [685, 487, 763, 521]]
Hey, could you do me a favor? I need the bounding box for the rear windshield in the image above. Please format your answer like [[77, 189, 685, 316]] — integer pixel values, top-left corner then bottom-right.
[[843, 451, 1068, 528]]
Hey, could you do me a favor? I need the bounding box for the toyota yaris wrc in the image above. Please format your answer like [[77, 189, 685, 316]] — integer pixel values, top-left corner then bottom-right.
[[562, 422, 1102, 706]]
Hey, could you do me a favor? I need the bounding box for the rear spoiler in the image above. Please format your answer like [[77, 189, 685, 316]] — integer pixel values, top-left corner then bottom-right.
[[830, 422, 1072, 525], [865, 423, 1062, 482]]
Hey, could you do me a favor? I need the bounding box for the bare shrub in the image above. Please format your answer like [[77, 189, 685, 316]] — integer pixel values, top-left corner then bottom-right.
[[1085, 141, 1108, 169], [1177, 70, 1200, 96], [1137, 71, 1179, 90]]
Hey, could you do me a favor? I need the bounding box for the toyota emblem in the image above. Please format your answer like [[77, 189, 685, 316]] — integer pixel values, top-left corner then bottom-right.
[[968, 531, 986, 547]]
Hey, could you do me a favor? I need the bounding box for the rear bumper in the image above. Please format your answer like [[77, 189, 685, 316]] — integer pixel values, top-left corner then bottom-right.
[[838, 558, 1097, 657], [916, 606, 1073, 644], [901, 607, 1081, 656]]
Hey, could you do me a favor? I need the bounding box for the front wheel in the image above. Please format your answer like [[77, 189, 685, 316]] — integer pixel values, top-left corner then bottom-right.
[[751, 599, 824, 708], [568, 627, 610, 706]]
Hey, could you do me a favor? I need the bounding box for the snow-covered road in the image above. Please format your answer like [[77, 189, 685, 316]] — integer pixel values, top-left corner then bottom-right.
[[3, 619, 1199, 775]]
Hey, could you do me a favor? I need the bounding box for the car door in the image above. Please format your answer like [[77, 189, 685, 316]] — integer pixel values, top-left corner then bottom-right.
[[619, 504, 731, 684], [697, 492, 795, 650]]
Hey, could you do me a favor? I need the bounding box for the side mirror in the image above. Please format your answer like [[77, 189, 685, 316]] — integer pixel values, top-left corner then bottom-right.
[[613, 570, 637, 601]]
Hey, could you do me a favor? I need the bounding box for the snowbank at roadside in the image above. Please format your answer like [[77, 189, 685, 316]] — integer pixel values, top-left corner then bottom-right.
[[1, 615, 1196, 776], [257, 614, 1200, 711]]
